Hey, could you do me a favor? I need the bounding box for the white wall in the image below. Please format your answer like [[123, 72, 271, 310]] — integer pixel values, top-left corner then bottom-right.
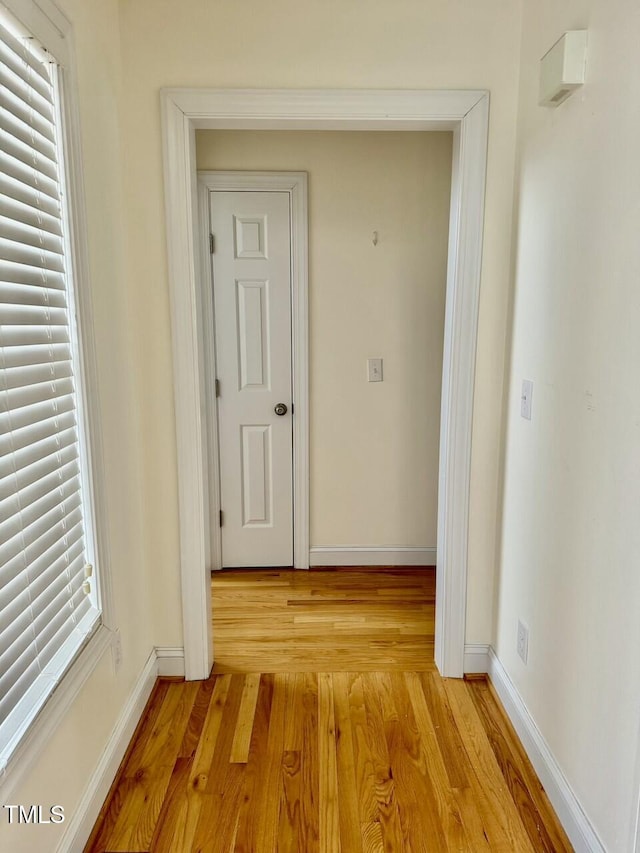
[[496, 1, 640, 849], [0, 1, 155, 850], [196, 130, 452, 549], [120, 0, 523, 645]]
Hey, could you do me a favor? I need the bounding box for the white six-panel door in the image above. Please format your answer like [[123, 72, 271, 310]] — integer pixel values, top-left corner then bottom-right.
[[210, 190, 293, 567]]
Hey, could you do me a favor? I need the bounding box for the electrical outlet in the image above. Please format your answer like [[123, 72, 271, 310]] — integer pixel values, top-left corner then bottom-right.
[[517, 619, 529, 664], [521, 379, 533, 420], [111, 629, 122, 673]]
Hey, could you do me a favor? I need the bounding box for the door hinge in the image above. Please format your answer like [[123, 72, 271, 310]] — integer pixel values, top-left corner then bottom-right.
[[291, 403, 294, 414], [209, 233, 215, 254], [219, 509, 223, 527], [215, 378, 220, 398]]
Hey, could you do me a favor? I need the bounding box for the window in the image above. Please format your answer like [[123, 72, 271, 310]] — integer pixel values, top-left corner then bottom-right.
[[0, 9, 101, 770]]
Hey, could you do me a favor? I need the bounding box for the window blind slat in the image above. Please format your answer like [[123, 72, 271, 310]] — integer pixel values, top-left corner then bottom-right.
[[0, 292, 67, 320], [0, 106, 57, 161], [0, 128, 58, 181], [0, 360, 74, 392], [0, 576, 29, 627], [29, 542, 85, 603], [0, 326, 69, 349], [0, 469, 80, 544], [0, 425, 76, 480], [0, 150, 60, 202], [0, 393, 75, 439], [0, 506, 83, 587], [0, 525, 84, 612], [0, 89, 55, 148], [0, 431, 75, 499], [0, 458, 79, 525], [0, 265, 65, 292], [0, 219, 64, 257], [0, 238, 65, 274], [0, 557, 84, 662], [0, 512, 83, 597], [0, 402, 75, 453], [0, 493, 82, 570], [1, 558, 87, 674], [0, 174, 61, 219], [1, 394, 75, 439], [0, 193, 62, 238], [0, 23, 51, 88], [0, 376, 74, 417], [0, 344, 71, 372], [0, 302, 68, 325], [0, 408, 76, 454], [1, 62, 54, 123], [0, 477, 80, 549]]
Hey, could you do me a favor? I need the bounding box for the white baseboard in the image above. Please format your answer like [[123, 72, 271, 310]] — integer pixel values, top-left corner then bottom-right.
[[309, 546, 436, 567], [488, 648, 605, 853], [463, 643, 490, 674], [156, 646, 185, 677], [59, 646, 183, 853]]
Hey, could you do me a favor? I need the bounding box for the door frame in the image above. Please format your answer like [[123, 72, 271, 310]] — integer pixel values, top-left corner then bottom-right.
[[198, 171, 309, 572], [161, 88, 489, 680]]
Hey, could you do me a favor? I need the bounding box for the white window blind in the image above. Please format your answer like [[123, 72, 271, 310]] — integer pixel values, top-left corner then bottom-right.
[[0, 16, 100, 767]]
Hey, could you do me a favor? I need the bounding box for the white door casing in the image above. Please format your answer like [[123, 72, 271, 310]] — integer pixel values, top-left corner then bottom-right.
[[162, 90, 489, 681], [198, 171, 309, 579], [210, 190, 294, 567]]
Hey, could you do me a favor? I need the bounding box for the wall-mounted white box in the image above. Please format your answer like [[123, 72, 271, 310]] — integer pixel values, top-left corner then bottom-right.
[[539, 30, 588, 107]]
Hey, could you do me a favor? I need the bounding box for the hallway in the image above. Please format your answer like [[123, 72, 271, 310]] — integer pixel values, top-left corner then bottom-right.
[[86, 570, 570, 851]]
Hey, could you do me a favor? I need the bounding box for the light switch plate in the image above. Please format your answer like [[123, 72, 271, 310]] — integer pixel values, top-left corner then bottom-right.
[[521, 379, 533, 420], [367, 358, 383, 382]]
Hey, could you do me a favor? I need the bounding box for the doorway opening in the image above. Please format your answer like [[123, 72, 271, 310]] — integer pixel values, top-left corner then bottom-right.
[[161, 88, 489, 679], [200, 131, 451, 583]]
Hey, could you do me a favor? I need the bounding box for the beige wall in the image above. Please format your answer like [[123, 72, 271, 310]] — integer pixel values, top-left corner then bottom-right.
[[196, 130, 452, 548], [496, 1, 640, 849], [120, 0, 524, 644], [0, 0, 155, 850]]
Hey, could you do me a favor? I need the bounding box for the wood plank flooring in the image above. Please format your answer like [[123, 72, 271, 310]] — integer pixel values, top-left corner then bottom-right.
[[86, 569, 572, 852], [211, 568, 436, 673]]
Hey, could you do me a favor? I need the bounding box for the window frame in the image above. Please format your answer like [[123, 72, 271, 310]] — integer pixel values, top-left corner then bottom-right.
[[0, 0, 116, 800]]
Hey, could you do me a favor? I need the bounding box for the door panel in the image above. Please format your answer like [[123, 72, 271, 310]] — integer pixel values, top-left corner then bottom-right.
[[241, 424, 272, 526], [210, 190, 293, 567], [236, 279, 270, 389]]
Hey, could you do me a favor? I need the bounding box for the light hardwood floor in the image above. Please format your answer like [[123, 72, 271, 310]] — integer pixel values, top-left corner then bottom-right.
[[86, 569, 572, 852], [212, 568, 435, 673]]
